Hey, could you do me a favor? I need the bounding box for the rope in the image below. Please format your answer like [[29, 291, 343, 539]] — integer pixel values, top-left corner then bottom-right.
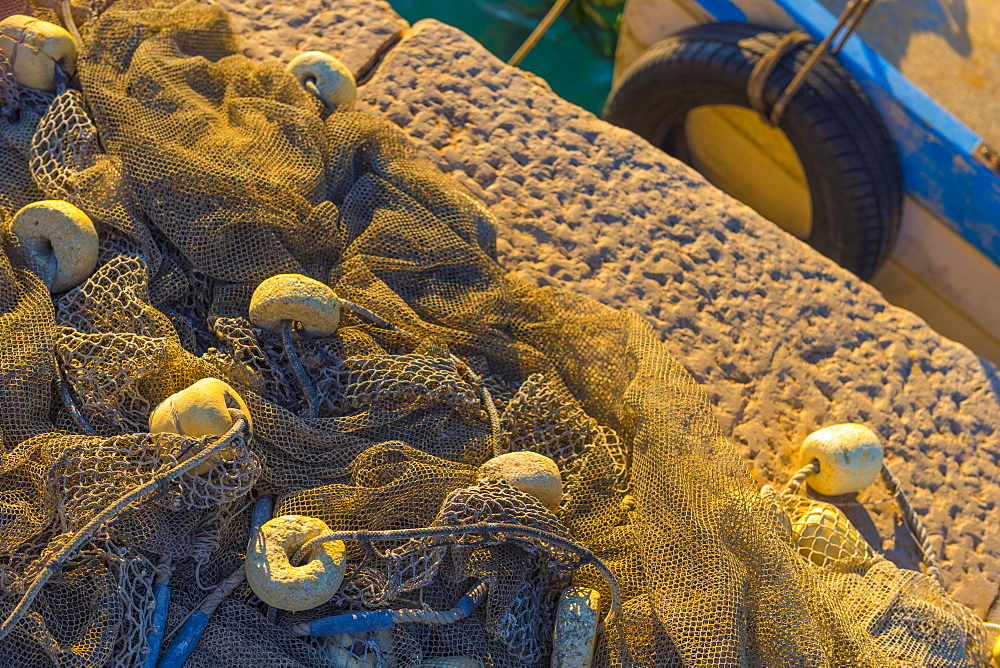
[[287, 522, 622, 629], [783, 458, 943, 585], [196, 566, 246, 617], [303, 79, 332, 109], [0, 415, 250, 642], [782, 459, 820, 496], [154, 556, 172, 585], [746, 31, 811, 120], [390, 579, 488, 625], [480, 383, 503, 458], [508, 0, 574, 67], [282, 319, 319, 419], [338, 299, 418, 341], [55, 362, 100, 436], [59, 0, 84, 51], [449, 355, 503, 456], [881, 464, 944, 584], [749, 0, 878, 126]]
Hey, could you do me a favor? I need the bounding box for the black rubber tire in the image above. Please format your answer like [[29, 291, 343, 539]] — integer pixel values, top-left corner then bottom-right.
[[604, 23, 902, 280]]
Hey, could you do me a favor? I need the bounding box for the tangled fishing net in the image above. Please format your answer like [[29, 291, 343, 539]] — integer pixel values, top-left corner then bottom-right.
[[0, 1, 989, 666]]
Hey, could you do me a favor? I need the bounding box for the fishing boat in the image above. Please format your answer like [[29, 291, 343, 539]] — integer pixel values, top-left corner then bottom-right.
[[604, 0, 1000, 362]]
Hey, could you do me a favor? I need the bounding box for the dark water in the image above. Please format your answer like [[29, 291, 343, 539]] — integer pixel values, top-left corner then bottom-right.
[[389, 0, 616, 115]]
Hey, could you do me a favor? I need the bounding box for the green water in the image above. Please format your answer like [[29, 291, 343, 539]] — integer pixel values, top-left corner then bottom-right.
[[389, 0, 617, 115]]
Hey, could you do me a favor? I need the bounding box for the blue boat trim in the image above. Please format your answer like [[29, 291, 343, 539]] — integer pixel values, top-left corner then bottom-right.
[[696, 0, 747, 22], [769, 0, 1000, 266]]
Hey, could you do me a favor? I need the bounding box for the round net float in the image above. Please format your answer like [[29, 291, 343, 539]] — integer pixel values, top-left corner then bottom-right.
[[787, 498, 871, 568], [477, 451, 564, 512], [416, 658, 480, 668], [991, 635, 1000, 668], [149, 377, 251, 438], [551, 586, 601, 668], [149, 377, 252, 474], [0, 15, 77, 91], [797, 423, 884, 496], [249, 273, 341, 337], [10, 200, 98, 293], [287, 51, 357, 110], [245, 515, 346, 612]]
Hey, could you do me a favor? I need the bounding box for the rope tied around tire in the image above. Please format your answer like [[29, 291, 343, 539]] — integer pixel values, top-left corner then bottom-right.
[[606, 8, 903, 278], [746, 30, 812, 124], [747, 0, 879, 126]]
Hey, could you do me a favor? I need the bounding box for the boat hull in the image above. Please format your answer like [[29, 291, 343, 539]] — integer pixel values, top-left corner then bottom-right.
[[613, 0, 1000, 362]]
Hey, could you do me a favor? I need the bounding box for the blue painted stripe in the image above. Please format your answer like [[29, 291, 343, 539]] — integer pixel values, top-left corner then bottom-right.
[[772, 0, 978, 149], [157, 611, 210, 668], [697, 0, 747, 22], [306, 609, 395, 637], [143, 583, 171, 668], [770, 0, 1000, 266]]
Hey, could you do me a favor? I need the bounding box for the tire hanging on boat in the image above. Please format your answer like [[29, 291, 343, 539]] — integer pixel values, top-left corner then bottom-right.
[[604, 23, 903, 280]]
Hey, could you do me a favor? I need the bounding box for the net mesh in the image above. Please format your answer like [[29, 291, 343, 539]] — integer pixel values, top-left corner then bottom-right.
[[0, 1, 988, 666]]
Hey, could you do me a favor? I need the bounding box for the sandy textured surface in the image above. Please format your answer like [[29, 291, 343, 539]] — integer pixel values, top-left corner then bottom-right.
[[221, 0, 404, 77], [219, 0, 1000, 620]]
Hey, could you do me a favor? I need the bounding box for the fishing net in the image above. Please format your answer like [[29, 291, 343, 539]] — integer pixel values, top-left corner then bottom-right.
[[0, 0, 989, 666]]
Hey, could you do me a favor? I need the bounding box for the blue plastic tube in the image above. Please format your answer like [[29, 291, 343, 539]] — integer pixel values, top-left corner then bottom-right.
[[302, 609, 395, 637], [142, 582, 171, 668], [156, 611, 209, 668], [297, 580, 486, 637], [157, 495, 274, 668], [452, 589, 482, 618]]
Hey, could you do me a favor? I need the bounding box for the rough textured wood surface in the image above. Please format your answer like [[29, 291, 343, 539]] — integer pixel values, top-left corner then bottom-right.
[[219, 0, 1000, 619]]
